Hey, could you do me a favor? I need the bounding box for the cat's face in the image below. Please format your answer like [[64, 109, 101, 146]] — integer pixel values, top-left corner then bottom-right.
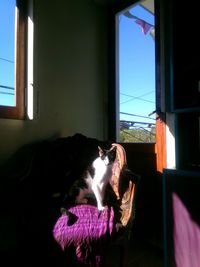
[[98, 145, 117, 165]]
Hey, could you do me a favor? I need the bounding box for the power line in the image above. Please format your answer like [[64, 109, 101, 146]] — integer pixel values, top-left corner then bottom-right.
[[120, 91, 155, 104], [0, 85, 15, 96], [0, 57, 14, 64], [0, 92, 14, 96], [120, 111, 156, 120], [0, 85, 14, 90], [121, 91, 154, 99], [120, 120, 155, 128]]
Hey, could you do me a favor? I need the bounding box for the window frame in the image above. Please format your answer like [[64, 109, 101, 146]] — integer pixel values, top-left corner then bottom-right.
[[0, 0, 27, 120]]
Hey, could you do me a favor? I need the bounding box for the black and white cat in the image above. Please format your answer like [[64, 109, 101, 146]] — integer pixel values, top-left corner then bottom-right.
[[66, 145, 117, 211], [90, 145, 116, 210]]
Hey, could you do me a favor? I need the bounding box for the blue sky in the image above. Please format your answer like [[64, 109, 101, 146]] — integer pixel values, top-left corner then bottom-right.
[[0, 0, 15, 106], [118, 4, 155, 125]]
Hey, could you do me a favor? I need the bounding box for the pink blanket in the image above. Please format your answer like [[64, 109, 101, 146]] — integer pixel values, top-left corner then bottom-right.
[[53, 204, 114, 267]]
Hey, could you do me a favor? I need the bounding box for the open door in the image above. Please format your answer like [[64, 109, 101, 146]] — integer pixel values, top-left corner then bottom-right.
[[108, 0, 166, 251], [109, 0, 166, 174]]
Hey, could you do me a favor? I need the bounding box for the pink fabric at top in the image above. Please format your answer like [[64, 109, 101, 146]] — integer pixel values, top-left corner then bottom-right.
[[53, 204, 114, 267]]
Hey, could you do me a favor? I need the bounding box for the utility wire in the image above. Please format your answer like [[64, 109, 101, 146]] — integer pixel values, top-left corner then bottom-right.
[[0, 85, 14, 90], [120, 91, 155, 104], [120, 111, 156, 120], [0, 57, 14, 63], [0, 85, 15, 96], [120, 120, 155, 128], [0, 92, 14, 96]]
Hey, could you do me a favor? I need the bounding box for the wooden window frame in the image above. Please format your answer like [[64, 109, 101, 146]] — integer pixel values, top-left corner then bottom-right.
[[0, 0, 26, 120]]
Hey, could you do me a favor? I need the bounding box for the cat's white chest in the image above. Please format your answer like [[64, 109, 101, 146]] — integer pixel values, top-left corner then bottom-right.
[[89, 147, 116, 211], [92, 157, 110, 183]]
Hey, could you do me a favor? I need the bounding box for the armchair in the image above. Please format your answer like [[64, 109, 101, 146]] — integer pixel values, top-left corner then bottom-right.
[[53, 142, 139, 267]]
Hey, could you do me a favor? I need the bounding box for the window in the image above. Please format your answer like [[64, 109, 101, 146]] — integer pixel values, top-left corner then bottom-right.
[[115, 0, 156, 143], [0, 0, 26, 119]]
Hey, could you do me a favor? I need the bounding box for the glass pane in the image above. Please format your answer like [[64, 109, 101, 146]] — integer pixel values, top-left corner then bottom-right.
[[0, 0, 16, 107], [116, 0, 156, 143]]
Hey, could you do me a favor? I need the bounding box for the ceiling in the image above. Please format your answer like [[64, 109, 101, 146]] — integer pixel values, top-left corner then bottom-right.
[[94, 0, 115, 5]]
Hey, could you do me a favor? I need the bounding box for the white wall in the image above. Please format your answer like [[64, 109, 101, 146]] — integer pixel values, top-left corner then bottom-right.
[[0, 0, 108, 166], [166, 112, 176, 169]]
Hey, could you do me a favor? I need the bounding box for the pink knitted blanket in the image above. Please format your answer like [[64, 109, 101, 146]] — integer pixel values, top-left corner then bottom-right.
[[53, 204, 114, 267]]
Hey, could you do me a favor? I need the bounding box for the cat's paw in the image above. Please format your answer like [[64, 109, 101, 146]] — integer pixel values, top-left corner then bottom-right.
[[97, 205, 107, 211]]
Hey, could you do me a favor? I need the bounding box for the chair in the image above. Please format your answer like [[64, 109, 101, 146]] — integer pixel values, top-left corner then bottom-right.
[[105, 143, 139, 267], [53, 142, 139, 267]]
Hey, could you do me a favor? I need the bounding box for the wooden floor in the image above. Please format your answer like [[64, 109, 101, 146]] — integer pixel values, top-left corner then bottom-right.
[[105, 236, 164, 267]]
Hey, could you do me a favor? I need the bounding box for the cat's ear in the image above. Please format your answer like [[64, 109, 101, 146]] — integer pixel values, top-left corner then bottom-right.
[[98, 146, 105, 157]]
